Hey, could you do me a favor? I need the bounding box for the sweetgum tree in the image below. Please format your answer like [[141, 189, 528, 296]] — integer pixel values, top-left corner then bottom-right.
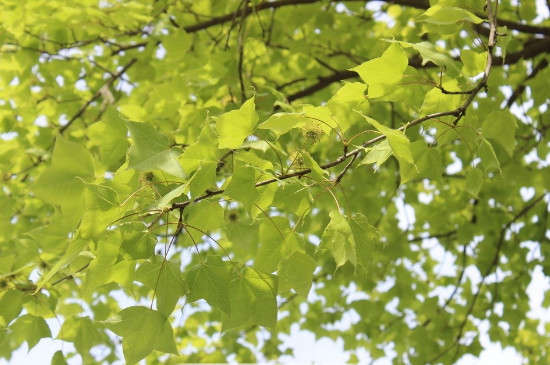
[[1, 0, 550, 363]]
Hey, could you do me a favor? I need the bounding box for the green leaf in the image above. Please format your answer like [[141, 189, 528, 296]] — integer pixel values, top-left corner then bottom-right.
[[80, 183, 122, 241], [420, 81, 462, 115], [33, 134, 95, 227], [257, 113, 306, 138], [85, 231, 122, 292], [466, 167, 484, 197], [103, 306, 178, 364], [317, 211, 356, 269], [255, 216, 302, 273], [327, 82, 368, 104], [301, 152, 327, 181], [359, 140, 393, 169], [126, 121, 185, 178], [136, 259, 188, 315], [215, 97, 258, 149], [481, 110, 517, 156], [185, 256, 232, 314], [478, 136, 501, 175], [392, 40, 462, 74], [51, 350, 68, 365], [302, 105, 336, 135], [278, 251, 316, 296], [185, 200, 225, 243], [224, 162, 259, 213], [179, 124, 218, 174], [251, 183, 279, 218], [0, 290, 23, 327], [222, 267, 278, 330], [162, 30, 192, 61], [273, 182, 312, 217], [461, 49, 487, 77], [189, 161, 217, 198], [399, 141, 442, 184], [359, 113, 414, 163], [316, 212, 378, 271], [58, 317, 106, 360], [418, 5, 483, 25], [351, 43, 408, 98], [349, 213, 379, 270], [9, 314, 51, 349], [151, 182, 190, 210], [87, 107, 128, 169], [84, 231, 134, 292], [34, 239, 90, 294], [120, 223, 156, 260]]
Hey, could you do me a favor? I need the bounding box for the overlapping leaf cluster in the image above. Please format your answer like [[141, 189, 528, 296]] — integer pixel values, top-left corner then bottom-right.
[[1, 0, 550, 364]]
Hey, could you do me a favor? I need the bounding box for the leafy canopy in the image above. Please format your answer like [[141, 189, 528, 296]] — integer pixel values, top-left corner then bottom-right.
[[1, 0, 550, 364]]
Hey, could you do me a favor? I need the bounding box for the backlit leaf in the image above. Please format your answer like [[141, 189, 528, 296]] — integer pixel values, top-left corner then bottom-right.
[[215, 97, 258, 149], [126, 121, 185, 178], [185, 256, 232, 314], [103, 306, 178, 364]]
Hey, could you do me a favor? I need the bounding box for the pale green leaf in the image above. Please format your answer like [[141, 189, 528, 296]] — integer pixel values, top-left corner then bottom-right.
[[224, 162, 258, 213], [461, 49, 487, 77], [359, 140, 393, 169], [58, 317, 106, 359], [479, 136, 501, 175], [482, 110, 517, 156], [418, 5, 484, 25], [33, 134, 95, 226], [257, 113, 306, 137], [215, 97, 258, 149], [103, 306, 178, 364], [351, 44, 408, 98], [126, 121, 185, 178], [34, 239, 90, 294], [255, 217, 302, 273], [136, 259, 188, 315], [359, 113, 414, 163], [466, 167, 484, 197], [399, 141, 442, 184], [9, 314, 51, 350], [185, 256, 232, 314], [392, 40, 462, 74], [278, 251, 316, 296], [317, 211, 356, 269], [222, 267, 278, 330]]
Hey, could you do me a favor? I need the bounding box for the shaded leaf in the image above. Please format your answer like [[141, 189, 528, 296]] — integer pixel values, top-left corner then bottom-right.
[[126, 121, 185, 178], [103, 306, 178, 364], [185, 256, 232, 314], [278, 251, 316, 296], [222, 267, 278, 330]]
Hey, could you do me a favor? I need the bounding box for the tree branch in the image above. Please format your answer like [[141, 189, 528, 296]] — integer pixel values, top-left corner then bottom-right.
[[285, 37, 550, 103], [59, 58, 137, 134], [505, 58, 549, 108]]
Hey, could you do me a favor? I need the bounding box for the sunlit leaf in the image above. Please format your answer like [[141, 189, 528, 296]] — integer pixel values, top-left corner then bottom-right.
[[215, 97, 258, 149]]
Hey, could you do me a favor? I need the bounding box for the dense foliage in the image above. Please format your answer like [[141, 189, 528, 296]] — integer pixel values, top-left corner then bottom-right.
[[1, 0, 550, 363]]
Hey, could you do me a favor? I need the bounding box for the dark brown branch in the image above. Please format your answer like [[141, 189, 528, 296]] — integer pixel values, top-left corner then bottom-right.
[[408, 230, 457, 243], [182, 0, 319, 33], [285, 37, 550, 103], [505, 58, 549, 108], [179, 0, 550, 38], [287, 70, 355, 102]]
